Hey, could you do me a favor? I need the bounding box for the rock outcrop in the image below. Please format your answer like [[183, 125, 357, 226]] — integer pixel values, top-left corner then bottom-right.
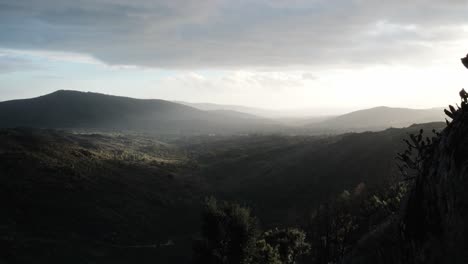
[[403, 91, 468, 263], [346, 90, 468, 264]]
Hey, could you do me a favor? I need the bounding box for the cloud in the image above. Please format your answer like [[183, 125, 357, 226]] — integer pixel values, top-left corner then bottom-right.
[[301, 72, 317, 80], [0, 0, 467, 69], [0, 48, 100, 64], [153, 70, 316, 108], [0, 54, 38, 74], [159, 70, 313, 96]]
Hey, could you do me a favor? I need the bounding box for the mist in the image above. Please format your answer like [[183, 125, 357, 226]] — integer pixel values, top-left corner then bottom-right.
[[2, 1, 468, 264]]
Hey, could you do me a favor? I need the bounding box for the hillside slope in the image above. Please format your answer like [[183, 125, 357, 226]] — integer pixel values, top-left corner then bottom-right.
[[0, 90, 277, 134], [179, 122, 445, 224], [0, 122, 446, 263], [309, 106, 444, 132], [0, 128, 203, 263]]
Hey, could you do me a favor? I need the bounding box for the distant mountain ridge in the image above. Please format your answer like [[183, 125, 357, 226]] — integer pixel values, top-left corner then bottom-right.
[[308, 106, 445, 132], [176, 101, 340, 118], [0, 90, 446, 134], [178, 101, 445, 132], [0, 90, 277, 134]]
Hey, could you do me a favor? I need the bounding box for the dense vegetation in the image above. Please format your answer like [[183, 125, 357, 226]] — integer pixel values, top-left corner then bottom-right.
[[339, 90, 468, 264], [0, 120, 445, 263], [0, 128, 204, 263], [187, 90, 468, 264], [398, 90, 468, 263], [193, 197, 310, 264]]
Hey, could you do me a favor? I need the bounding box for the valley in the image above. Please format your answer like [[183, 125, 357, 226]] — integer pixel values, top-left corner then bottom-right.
[[0, 120, 445, 263]]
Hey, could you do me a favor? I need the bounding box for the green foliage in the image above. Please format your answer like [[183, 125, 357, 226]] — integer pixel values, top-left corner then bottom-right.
[[394, 92, 468, 183], [251, 239, 282, 264], [366, 182, 407, 215], [1, 124, 444, 263], [307, 182, 407, 264], [396, 128, 439, 180], [397, 90, 468, 184], [193, 198, 311, 264], [193, 197, 259, 264], [262, 228, 311, 264]]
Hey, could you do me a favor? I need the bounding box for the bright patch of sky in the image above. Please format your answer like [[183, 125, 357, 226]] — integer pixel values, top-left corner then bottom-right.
[[1, 48, 467, 115], [1, 0, 468, 114]]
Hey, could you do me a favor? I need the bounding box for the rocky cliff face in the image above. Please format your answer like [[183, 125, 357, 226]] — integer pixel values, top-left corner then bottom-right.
[[346, 91, 468, 264], [403, 91, 468, 263]]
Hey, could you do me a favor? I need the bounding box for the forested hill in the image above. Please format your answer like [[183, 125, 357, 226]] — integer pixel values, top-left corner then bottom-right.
[[0, 121, 445, 263], [0, 90, 446, 135], [0, 90, 277, 134]]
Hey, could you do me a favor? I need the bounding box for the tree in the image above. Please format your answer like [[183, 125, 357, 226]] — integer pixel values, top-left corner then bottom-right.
[[251, 239, 282, 264], [193, 197, 312, 264], [262, 228, 311, 264], [192, 197, 259, 264]]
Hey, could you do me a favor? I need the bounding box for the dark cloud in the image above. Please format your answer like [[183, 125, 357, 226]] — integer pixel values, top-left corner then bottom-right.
[[0, 0, 466, 68]]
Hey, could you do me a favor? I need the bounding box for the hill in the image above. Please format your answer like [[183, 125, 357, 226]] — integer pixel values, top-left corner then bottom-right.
[[184, 122, 445, 223], [0, 128, 204, 263], [308, 106, 444, 133], [0, 91, 446, 135], [176, 101, 338, 119], [178, 101, 445, 132], [0, 90, 278, 134], [0, 121, 445, 263], [175, 101, 272, 117]]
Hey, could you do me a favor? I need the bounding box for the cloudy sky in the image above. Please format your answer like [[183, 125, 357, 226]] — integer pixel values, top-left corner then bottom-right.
[[0, 0, 467, 113]]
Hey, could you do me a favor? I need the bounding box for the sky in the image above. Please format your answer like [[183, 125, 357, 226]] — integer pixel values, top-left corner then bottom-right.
[[0, 0, 468, 114]]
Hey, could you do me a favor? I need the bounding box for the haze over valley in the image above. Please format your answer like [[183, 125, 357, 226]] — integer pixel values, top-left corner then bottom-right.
[[0, 90, 446, 135], [1, 1, 468, 264]]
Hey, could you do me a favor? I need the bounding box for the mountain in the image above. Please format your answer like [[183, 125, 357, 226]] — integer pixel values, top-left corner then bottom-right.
[[204, 109, 262, 119], [179, 101, 445, 132], [0, 90, 278, 134], [308, 106, 445, 132], [175, 101, 273, 117], [0, 91, 446, 135], [176, 101, 338, 119]]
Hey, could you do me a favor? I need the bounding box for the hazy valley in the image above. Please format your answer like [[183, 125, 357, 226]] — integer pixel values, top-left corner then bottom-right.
[[0, 90, 449, 263], [0, 90, 445, 135], [2, 2, 468, 263]]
